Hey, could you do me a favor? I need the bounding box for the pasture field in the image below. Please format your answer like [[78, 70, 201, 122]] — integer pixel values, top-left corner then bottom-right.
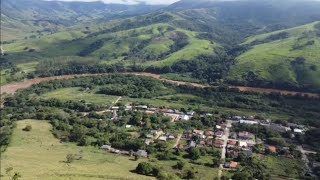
[[0, 120, 154, 180], [261, 156, 304, 179], [41, 87, 120, 105]]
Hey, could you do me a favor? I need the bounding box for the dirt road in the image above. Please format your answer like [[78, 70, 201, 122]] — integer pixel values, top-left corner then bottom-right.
[[173, 133, 183, 148], [1, 72, 319, 98]]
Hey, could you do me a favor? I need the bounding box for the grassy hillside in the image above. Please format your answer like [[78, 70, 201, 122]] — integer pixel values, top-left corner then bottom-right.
[[4, 13, 219, 68], [228, 22, 320, 91], [0, 120, 154, 180]]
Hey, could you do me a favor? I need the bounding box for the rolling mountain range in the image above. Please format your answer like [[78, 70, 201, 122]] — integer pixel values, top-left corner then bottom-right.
[[2, 0, 320, 92], [1, 0, 164, 41]]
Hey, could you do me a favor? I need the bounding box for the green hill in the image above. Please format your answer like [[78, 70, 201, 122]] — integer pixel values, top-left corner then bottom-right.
[[228, 22, 320, 91], [4, 13, 219, 68]]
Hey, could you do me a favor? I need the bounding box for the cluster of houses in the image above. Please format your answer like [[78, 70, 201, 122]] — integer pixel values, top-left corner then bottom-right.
[[110, 105, 196, 122], [144, 129, 177, 145], [100, 145, 148, 158], [232, 116, 307, 135], [174, 124, 228, 150]]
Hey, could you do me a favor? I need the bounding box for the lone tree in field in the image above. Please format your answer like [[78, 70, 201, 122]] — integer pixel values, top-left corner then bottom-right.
[[12, 172, 22, 180], [22, 125, 32, 131]]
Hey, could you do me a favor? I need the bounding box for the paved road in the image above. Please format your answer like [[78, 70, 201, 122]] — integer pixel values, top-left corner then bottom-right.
[[218, 120, 232, 178]]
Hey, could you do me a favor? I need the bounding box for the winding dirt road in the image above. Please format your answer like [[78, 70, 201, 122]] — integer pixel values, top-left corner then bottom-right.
[[1, 72, 319, 98]]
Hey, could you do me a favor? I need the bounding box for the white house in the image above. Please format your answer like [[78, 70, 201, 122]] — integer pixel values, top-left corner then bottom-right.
[[293, 128, 303, 134], [240, 120, 259, 125]]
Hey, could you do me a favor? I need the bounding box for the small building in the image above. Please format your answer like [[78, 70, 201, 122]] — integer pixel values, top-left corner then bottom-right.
[[205, 130, 215, 136], [145, 139, 153, 145], [240, 119, 259, 125], [125, 125, 132, 128], [215, 131, 224, 138], [224, 161, 239, 168], [100, 145, 112, 151], [187, 111, 195, 116], [223, 162, 231, 168], [168, 135, 176, 140], [293, 128, 303, 134], [111, 149, 120, 154], [193, 130, 204, 135], [214, 139, 225, 148], [238, 141, 248, 147], [228, 140, 238, 146], [268, 124, 291, 133], [230, 161, 239, 168], [199, 140, 206, 146], [139, 105, 148, 109], [189, 141, 196, 148], [145, 110, 155, 115], [135, 150, 148, 158], [111, 106, 119, 110], [180, 115, 191, 121], [158, 136, 167, 141], [125, 106, 132, 111], [206, 138, 214, 145], [238, 132, 254, 140]]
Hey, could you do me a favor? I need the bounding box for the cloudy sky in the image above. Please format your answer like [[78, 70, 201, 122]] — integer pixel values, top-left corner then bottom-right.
[[48, 0, 180, 5]]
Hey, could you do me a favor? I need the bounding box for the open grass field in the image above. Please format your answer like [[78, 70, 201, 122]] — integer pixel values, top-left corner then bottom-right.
[[261, 155, 304, 179], [41, 87, 120, 105], [0, 120, 154, 180]]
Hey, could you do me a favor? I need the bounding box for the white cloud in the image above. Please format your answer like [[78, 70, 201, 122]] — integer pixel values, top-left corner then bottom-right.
[[48, 0, 179, 5]]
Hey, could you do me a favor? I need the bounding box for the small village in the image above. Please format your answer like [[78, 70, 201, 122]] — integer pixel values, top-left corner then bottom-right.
[[96, 104, 315, 176]]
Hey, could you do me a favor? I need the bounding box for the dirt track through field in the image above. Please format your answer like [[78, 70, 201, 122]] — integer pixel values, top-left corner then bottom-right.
[[1, 72, 319, 98]]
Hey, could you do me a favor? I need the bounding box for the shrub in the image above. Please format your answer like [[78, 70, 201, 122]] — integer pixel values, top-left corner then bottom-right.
[[22, 125, 32, 132], [135, 162, 154, 175]]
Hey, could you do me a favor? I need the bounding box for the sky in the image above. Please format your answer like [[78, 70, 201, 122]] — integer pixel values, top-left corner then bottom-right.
[[48, 0, 180, 5], [46, 0, 320, 5]]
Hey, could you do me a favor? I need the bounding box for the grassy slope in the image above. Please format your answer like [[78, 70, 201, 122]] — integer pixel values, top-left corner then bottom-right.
[[228, 22, 320, 89], [0, 120, 154, 180], [4, 17, 218, 68]]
